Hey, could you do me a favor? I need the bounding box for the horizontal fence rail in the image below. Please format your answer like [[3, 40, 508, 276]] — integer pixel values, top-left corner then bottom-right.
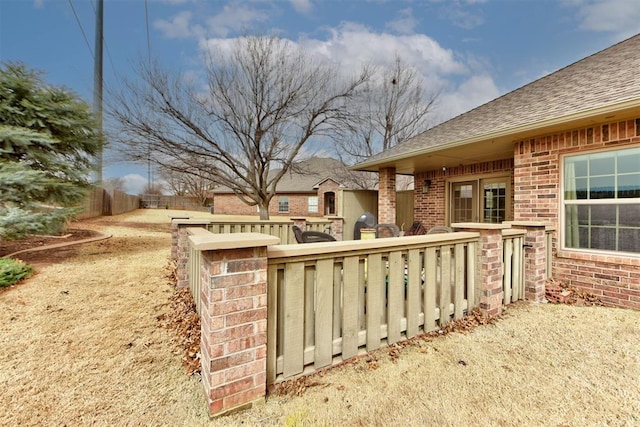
[[206, 220, 331, 245], [265, 232, 480, 383]]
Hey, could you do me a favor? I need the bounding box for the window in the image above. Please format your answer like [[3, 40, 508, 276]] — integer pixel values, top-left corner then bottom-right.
[[308, 196, 318, 213], [563, 147, 640, 254], [324, 192, 336, 215], [449, 177, 510, 224], [278, 196, 289, 213], [483, 181, 507, 223]]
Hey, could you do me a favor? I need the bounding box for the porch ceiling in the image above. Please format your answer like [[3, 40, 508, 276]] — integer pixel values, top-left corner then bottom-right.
[[389, 138, 515, 175]]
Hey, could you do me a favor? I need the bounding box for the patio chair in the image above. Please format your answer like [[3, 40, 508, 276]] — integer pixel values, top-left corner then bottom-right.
[[292, 225, 305, 243], [300, 230, 336, 243], [375, 223, 400, 238], [403, 221, 427, 236], [426, 225, 454, 234]]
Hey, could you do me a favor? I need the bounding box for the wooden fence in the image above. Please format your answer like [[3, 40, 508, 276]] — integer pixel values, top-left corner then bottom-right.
[[173, 219, 550, 416], [265, 233, 478, 382], [206, 219, 332, 245], [502, 229, 526, 304], [76, 187, 140, 219]]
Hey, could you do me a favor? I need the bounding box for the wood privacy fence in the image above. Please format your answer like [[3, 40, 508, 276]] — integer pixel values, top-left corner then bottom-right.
[[76, 187, 140, 219], [172, 220, 550, 417]]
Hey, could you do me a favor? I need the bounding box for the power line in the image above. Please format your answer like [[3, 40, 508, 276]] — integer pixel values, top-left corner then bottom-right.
[[67, 0, 93, 60]]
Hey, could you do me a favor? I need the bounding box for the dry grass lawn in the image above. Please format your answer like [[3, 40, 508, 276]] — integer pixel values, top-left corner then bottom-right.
[[1, 209, 639, 426]]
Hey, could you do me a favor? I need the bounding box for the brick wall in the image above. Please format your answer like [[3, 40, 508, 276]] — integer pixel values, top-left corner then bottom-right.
[[213, 193, 322, 217], [514, 118, 640, 309], [378, 168, 396, 224], [414, 159, 514, 230], [317, 179, 340, 216], [195, 232, 279, 416]]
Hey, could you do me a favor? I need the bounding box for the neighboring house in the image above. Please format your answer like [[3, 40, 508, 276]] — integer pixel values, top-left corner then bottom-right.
[[212, 157, 358, 217], [355, 34, 640, 309]]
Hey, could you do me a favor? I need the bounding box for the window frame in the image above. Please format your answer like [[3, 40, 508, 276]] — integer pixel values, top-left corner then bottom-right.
[[307, 196, 318, 214], [560, 146, 640, 256], [278, 196, 289, 213], [445, 173, 511, 225]]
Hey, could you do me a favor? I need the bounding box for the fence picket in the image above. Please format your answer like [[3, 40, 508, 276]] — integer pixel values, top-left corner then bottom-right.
[[504, 238, 513, 304], [406, 249, 421, 338], [342, 256, 360, 359], [454, 243, 465, 320], [304, 267, 315, 348], [266, 264, 279, 384], [467, 242, 476, 308], [387, 251, 403, 344], [366, 253, 383, 351], [283, 262, 305, 377], [439, 246, 452, 326], [314, 259, 334, 369], [424, 247, 438, 330]]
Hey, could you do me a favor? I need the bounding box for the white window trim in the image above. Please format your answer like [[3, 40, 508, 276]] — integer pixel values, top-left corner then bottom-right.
[[560, 146, 640, 257], [278, 196, 289, 213], [308, 196, 318, 214]]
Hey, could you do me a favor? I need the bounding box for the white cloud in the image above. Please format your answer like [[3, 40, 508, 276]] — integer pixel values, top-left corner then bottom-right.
[[120, 174, 148, 195], [562, 0, 640, 39], [155, 11, 204, 39], [436, 0, 485, 30], [199, 24, 500, 121], [385, 8, 418, 35], [33, 0, 44, 8], [206, 4, 270, 37], [290, 0, 313, 14], [302, 23, 467, 78], [436, 74, 500, 122]]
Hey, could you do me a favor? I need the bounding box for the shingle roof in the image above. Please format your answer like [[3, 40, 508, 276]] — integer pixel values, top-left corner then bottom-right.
[[356, 34, 640, 169], [215, 157, 354, 193]]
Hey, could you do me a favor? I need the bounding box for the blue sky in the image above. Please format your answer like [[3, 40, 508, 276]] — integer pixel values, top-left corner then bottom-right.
[[1, 0, 639, 194]]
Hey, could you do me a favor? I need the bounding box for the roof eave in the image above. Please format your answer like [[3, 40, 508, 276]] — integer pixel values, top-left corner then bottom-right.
[[353, 98, 640, 172]]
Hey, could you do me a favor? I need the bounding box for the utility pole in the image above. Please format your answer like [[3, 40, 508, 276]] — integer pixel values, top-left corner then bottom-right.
[[93, 0, 104, 184]]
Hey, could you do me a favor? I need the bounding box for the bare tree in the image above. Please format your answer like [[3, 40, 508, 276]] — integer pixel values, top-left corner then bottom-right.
[[159, 166, 214, 207], [142, 181, 165, 195], [108, 36, 370, 219], [103, 177, 126, 193], [334, 55, 437, 188]]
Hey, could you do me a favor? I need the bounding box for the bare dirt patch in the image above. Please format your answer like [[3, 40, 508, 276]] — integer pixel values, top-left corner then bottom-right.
[[0, 228, 101, 257]]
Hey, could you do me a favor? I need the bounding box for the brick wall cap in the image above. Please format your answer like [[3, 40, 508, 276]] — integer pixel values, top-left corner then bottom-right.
[[189, 232, 280, 251], [453, 222, 511, 230], [289, 217, 307, 220]]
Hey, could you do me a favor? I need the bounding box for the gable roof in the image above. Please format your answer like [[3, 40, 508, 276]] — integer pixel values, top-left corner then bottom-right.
[[215, 157, 357, 194], [355, 34, 640, 174]]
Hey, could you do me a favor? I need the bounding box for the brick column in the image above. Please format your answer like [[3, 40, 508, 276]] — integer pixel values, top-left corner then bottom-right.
[[189, 232, 280, 417], [171, 219, 210, 288], [290, 217, 306, 231], [378, 167, 396, 225], [506, 222, 548, 302], [326, 215, 343, 241], [453, 223, 509, 317]]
